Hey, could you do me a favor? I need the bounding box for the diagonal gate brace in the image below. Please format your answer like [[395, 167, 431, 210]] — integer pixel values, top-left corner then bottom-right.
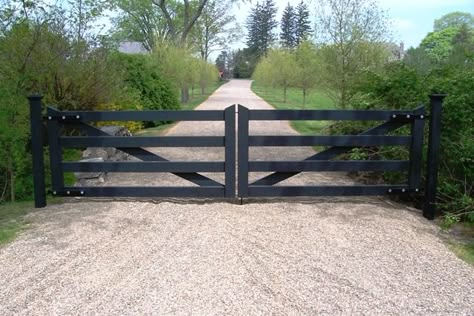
[[68, 121, 223, 187], [251, 105, 425, 186]]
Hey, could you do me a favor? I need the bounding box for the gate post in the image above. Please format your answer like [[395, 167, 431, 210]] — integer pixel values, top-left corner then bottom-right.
[[28, 95, 47, 208], [224, 105, 236, 198], [423, 94, 446, 220], [238, 105, 249, 198]]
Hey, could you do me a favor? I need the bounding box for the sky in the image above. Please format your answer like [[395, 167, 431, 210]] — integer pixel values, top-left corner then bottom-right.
[[230, 0, 474, 50]]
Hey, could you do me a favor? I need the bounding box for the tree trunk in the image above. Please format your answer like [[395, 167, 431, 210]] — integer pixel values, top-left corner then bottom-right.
[[201, 86, 205, 95], [283, 85, 287, 103], [181, 86, 190, 103], [7, 153, 14, 202], [303, 89, 307, 109]]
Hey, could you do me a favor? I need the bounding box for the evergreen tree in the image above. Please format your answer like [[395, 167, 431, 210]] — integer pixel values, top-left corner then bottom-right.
[[246, 0, 278, 57], [295, 0, 312, 45], [280, 3, 297, 49]]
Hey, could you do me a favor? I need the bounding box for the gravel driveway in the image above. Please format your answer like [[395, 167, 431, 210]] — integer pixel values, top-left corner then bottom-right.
[[1, 80, 473, 315]]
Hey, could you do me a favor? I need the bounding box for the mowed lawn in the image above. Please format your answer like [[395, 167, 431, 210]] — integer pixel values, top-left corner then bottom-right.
[[251, 81, 336, 134]]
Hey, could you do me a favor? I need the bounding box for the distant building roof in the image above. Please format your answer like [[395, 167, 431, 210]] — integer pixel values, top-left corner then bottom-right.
[[118, 41, 148, 54]]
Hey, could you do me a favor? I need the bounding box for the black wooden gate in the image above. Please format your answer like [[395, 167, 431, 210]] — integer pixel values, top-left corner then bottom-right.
[[29, 95, 444, 220], [29, 97, 235, 201]]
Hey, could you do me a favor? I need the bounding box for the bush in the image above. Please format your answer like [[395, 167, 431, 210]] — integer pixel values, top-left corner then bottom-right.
[[112, 53, 180, 127], [330, 62, 474, 221]]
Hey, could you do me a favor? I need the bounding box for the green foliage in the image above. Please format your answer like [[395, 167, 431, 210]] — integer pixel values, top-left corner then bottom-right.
[[295, 0, 311, 45], [280, 3, 296, 49], [253, 49, 298, 103], [434, 11, 474, 32], [330, 60, 474, 221], [112, 53, 179, 112], [420, 27, 462, 63], [246, 0, 278, 58], [294, 41, 320, 106]]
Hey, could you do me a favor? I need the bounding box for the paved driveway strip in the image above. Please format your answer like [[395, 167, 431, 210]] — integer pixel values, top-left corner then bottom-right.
[[1, 80, 473, 315]]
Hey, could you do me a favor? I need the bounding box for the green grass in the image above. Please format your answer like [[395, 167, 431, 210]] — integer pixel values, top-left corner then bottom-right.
[[251, 81, 336, 135], [0, 201, 34, 245], [181, 80, 228, 111], [450, 242, 474, 266]]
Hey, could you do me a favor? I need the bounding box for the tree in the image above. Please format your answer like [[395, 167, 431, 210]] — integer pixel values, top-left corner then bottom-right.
[[253, 49, 297, 102], [316, 0, 390, 108], [434, 11, 474, 32], [246, 0, 278, 58], [420, 27, 462, 63], [294, 41, 319, 107], [280, 3, 296, 49], [192, 0, 240, 61], [295, 0, 311, 45], [404, 46, 433, 75], [109, 0, 169, 51]]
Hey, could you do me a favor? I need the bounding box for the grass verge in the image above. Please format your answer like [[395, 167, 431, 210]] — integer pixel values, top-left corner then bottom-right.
[[0, 201, 33, 245], [251, 81, 336, 134], [181, 80, 228, 111]]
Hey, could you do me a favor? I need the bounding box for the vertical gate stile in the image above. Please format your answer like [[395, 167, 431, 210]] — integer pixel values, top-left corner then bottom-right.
[[224, 105, 236, 198], [238, 105, 249, 198], [47, 107, 65, 194], [28, 95, 47, 208], [408, 106, 425, 190], [423, 94, 446, 220]]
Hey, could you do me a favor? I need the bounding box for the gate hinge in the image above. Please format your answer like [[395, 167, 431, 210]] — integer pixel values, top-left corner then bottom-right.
[[387, 188, 422, 194], [49, 189, 85, 196], [390, 114, 427, 122], [44, 114, 82, 122]]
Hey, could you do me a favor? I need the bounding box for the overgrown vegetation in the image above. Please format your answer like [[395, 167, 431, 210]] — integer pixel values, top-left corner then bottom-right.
[[251, 7, 474, 224], [0, 0, 222, 206]]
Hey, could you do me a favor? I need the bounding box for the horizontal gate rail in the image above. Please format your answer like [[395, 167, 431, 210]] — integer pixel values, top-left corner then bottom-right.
[[238, 103, 435, 210], [33, 103, 236, 202], [47, 110, 225, 121], [63, 161, 225, 173], [248, 109, 422, 121], [66, 120, 222, 187], [60, 136, 225, 148], [55, 186, 225, 197], [247, 185, 412, 197], [248, 135, 411, 147], [248, 160, 410, 172]]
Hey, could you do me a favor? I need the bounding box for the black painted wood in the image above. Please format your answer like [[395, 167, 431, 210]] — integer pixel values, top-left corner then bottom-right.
[[51, 109, 224, 121], [238, 105, 249, 197], [251, 119, 411, 186], [248, 185, 409, 197], [61, 136, 225, 148], [409, 106, 426, 190], [249, 160, 410, 172], [59, 186, 224, 197], [248, 109, 417, 121], [248, 135, 411, 147], [63, 161, 225, 173], [225, 105, 236, 198], [424, 95, 445, 220]]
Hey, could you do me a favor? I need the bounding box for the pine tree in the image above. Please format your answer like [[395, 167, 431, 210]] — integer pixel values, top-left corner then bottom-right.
[[246, 0, 278, 57], [280, 3, 297, 49], [295, 0, 312, 45]]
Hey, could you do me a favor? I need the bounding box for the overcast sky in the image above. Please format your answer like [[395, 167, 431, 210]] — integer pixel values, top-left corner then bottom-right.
[[230, 0, 474, 50]]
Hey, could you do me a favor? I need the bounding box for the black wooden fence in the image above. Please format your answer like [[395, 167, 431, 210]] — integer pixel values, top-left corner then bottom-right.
[[29, 95, 444, 220]]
